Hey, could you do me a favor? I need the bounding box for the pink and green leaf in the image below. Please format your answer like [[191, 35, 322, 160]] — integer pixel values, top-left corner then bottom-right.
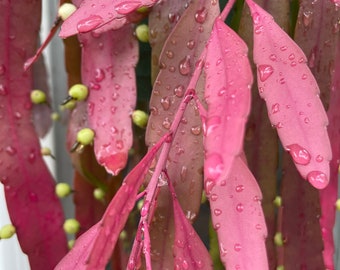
[[208, 156, 268, 269], [204, 18, 252, 188], [59, 0, 155, 38], [79, 25, 138, 175], [0, 1, 68, 269], [55, 135, 166, 269], [246, 0, 332, 189]]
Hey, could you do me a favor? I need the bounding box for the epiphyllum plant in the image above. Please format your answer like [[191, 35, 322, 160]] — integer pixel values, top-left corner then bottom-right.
[[1, 0, 340, 269]]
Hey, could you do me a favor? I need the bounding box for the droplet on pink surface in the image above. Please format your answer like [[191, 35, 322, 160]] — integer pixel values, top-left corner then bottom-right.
[[205, 153, 224, 181], [307, 171, 328, 189], [115, 1, 141, 15], [77, 15, 104, 33], [179, 55, 191, 76], [258, 64, 274, 82], [286, 144, 311, 165], [195, 7, 207, 24]]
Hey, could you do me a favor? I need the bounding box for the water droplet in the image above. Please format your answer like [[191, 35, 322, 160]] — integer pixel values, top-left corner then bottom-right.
[[304, 117, 310, 124], [271, 103, 280, 114], [182, 260, 189, 269], [286, 144, 311, 165], [168, 66, 176, 72], [28, 150, 36, 163], [140, 200, 150, 217], [220, 243, 227, 256], [162, 117, 171, 129], [195, 7, 207, 24], [303, 11, 313, 27], [174, 85, 185, 97], [111, 92, 119, 101], [235, 185, 244, 192], [115, 1, 141, 15], [94, 68, 105, 82], [190, 125, 201, 135], [316, 155, 324, 162], [269, 54, 277, 61], [168, 13, 179, 23], [280, 46, 287, 51], [307, 171, 328, 189], [205, 153, 224, 181], [180, 166, 187, 181], [214, 222, 220, 230], [258, 65, 274, 82], [179, 55, 191, 76], [236, 203, 244, 212], [210, 193, 218, 201], [234, 243, 242, 252], [288, 53, 295, 60], [0, 84, 8, 96], [115, 140, 124, 150], [77, 15, 104, 33], [204, 179, 216, 195], [214, 208, 222, 216], [160, 96, 171, 110], [255, 224, 262, 230], [301, 74, 308, 80], [252, 12, 261, 25], [254, 25, 264, 34], [186, 40, 195, 50], [165, 50, 174, 59], [5, 146, 16, 156], [90, 82, 101, 91]]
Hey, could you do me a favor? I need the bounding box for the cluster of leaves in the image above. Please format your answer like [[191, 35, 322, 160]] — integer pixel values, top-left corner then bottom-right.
[[1, 0, 340, 269]]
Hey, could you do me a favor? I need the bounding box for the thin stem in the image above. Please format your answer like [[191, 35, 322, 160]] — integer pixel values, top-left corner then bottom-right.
[[220, 0, 237, 22]]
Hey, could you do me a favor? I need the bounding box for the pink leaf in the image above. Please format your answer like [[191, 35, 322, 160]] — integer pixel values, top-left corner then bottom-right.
[[171, 186, 213, 269], [204, 18, 252, 188], [0, 1, 68, 269], [56, 136, 166, 269], [79, 25, 138, 175], [246, 0, 332, 189], [208, 156, 268, 269], [59, 0, 154, 38]]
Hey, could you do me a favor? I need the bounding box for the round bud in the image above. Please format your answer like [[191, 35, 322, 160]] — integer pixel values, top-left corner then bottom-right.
[[274, 232, 284, 246], [93, 188, 105, 201], [119, 230, 127, 240], [55, 183, 72, 198], [336, 199, 340, 211], [51, 112, 60, 121], [136, 6, 149, 13], [68, 239, 75, 249], [273, 196, 282, 207], [60, 99, 77, 110], [132, 110, 149, 128], [58, 3, 77, 21], [276, 266, 284, 270], [63, 219, 80, 234], [68, 84, 88, 101], [0, 224, 16, 239], [135, 24, 149, 43], [77, 128, 95, 145], [30, 89, 46, 104], [137, 200, 144, 210], [41, 147, 52, 156]]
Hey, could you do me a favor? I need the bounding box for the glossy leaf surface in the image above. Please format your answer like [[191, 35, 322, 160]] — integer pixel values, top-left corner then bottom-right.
[[246, 0, 332, 189]]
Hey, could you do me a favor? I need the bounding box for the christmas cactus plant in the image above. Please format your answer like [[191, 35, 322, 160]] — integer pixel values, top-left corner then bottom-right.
[[0, 0, 339, 269]]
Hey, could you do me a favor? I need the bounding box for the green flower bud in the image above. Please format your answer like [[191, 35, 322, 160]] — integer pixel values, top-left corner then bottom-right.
[[274, 232, 284, 246], [273, 196, 282, 207], [77, 128, 95, 146], [51, 112, 60, 121], [55, 183, 72, 198], [336, 199, 340, 211], [135, 24, 149, 43], [30, 89, 46, 104], [0, 224, 16, 239], [58, 3, 77, 21], [132, 110, 149, 128], [60, 99, 77, 110], [93, 188, 105, 201], [68, 84, 88, 101], [119, 230, 127, 240], [63, 219, 80, 234], [276, 266, 284, 270], [68, 239, 75, 249]]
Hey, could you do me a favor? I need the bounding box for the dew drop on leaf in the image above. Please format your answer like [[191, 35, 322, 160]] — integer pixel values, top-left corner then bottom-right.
[[258, 64, 274, 82], [235, 185, 244, 192], [77, 15, 104, 33], [214, 208, 222, 216], [0, 84, 8, 96], [236, 203, 244, 213], [190, 125, 201, 135], [271, 103, 280, 114], [286, 144, 311, 165], [0, 65, 6, 75], [307, 171, 328, 189], [205, 153, 224, 181], [179, 55, 191, 76], [174, 85, 185, 97], [186, 40, 195, 50], [94, 68, 105, 82], [114, 1, 141, 15], [5, 146, 17, 156], [234, 243, 242, 252], [194, 7, 207, 24]]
